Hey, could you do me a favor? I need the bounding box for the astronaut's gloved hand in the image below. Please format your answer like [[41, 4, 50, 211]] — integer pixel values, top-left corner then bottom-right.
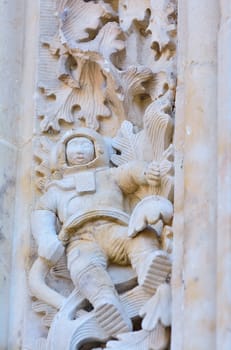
[[38, 237, 65, 265], [145, 161, 161, 187]]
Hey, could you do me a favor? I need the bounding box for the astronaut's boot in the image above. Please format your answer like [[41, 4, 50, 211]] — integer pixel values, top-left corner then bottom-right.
[[136, 250, 172, 295], [77, 265, 132, 337]]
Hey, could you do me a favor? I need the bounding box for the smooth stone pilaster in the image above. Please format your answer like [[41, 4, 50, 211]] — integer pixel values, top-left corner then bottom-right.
[[0, 0, 25, 347], [0, 0, 25, 145], [172, 1, 219, 349], [216, 1, 231, 349], [0, 0, 38, 348], [7, 0, 39, 349], [0, 141, 17, 350], [171, 0, 186, 348]]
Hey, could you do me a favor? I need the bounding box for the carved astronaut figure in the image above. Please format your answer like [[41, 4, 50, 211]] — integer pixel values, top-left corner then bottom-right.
[[32, 128, 171, 336]]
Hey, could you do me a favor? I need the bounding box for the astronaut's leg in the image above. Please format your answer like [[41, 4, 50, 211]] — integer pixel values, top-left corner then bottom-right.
[[98, 223, 171, 295], [127, 229, 172, 294], [67, 233, 132, 336]]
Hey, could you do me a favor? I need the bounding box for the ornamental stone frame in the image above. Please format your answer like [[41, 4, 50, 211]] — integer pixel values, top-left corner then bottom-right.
[[0, 0, 231, 350]]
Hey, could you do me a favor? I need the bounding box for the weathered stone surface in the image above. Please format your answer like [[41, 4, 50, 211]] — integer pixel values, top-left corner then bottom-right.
[[26, 0, 176, 348], [0, 141, 17, 349], [1, 0, 231, 350]]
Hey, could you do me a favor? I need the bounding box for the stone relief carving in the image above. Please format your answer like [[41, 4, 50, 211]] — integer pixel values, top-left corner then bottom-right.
[[29, 0, 176, 348]]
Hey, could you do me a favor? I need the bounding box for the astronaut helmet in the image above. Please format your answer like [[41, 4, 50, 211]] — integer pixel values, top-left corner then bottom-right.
[[51, 128, 110, 174]]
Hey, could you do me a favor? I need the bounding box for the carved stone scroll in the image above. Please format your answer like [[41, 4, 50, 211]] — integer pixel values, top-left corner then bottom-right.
[[29, 0, 177, 348]]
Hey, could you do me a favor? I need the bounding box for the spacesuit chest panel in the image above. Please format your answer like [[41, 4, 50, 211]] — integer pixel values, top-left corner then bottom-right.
[[57, 169, 125, 222], [74, 171, 96, 194]]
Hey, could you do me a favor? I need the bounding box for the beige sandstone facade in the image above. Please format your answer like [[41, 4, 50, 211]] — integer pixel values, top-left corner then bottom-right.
[[0, 0, 231, 349]]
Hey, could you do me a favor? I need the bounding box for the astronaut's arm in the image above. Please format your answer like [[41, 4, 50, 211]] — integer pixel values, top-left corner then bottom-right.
[[115, 160, 161, 193], [31, 190, 64, 264]]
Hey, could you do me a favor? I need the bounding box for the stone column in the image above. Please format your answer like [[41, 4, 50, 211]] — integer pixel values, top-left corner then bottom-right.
[[216, 1, 231, 349], [0, 0, 24, 348], [172, 1, 219, 349], [7, 0, 39, 346], [0, 0, 39, 349]]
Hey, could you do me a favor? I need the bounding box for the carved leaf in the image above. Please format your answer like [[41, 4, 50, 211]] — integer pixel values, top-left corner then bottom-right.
[[149, 54, 176, 102], [140, 283, 171, 331], [106, 324, 169, 350], [143, 94, 174, 200], [69, 22, 125, 63], [120, 66, 153, 97], [159, 145, 174, 200], [37, 45, 65, 133], [33, 136, 55, 192], [103, 69, 127, 126], [59, 0, 116, 44], [102, 64, 154, 132], [118, 0, 176, 52], [128, 196, 173, 238], [111, 121, 140, 166], [63, 59, 111, 130], [118, 66, 153, 127], [148, 0, 177, 51], [32, 300, 57, 327], [143, 94, 173, 161], [93, 22, 125, 61], [38, 2, 124, 134], [39, 86, 73, 132], [40, 57, 111, 132], [118, 0, 150, 32]]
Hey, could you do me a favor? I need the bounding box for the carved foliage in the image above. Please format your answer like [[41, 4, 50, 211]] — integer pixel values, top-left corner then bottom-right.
[[106, 324, 169, 350], [30, 0, 177, 349], [37, 0, 176, 134]]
